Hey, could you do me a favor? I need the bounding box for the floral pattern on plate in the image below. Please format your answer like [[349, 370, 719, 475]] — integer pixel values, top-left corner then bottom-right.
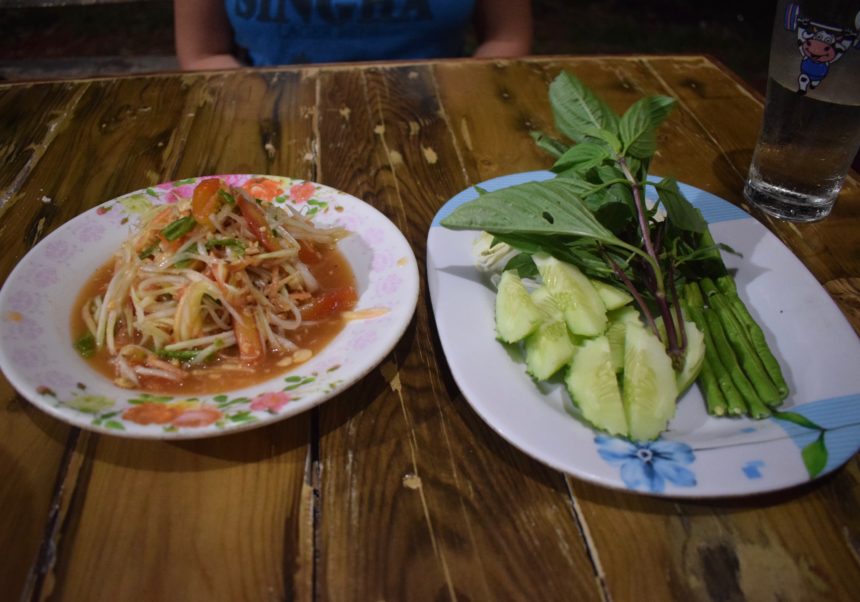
[[427, 170, 860, 497], [0, 175, 419, 439]]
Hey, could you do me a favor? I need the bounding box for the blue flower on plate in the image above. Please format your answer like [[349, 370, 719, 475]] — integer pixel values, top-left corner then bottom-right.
[[595, 435, 697, 493]]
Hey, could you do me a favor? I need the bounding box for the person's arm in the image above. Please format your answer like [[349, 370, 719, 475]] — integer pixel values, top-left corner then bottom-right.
[[473, 0, 533, 58], [174, 0, 242, 70]]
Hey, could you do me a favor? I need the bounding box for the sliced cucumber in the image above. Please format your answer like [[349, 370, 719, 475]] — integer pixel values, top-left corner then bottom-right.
[[608, 305, 643, 325], [525, 320, 574, 380], [533, 254, 607, 337], [590, 279, 634, 311], [653, 315, 706, 393], [495, 270, 544, 343], [605, 306, 641, 372], [565, 336, 628, 436], [676, 319, 705, 393], [530, 286, 563, 322], [622, 325, 679, 441]]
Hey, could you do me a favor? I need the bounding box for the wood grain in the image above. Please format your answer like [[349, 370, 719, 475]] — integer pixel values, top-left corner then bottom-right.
[[0, 82, 84, 211], [1, 56, 859, 601], [313, 64, 601, 600], [0, 381, 71, 598], [0, 80, 91, 599]]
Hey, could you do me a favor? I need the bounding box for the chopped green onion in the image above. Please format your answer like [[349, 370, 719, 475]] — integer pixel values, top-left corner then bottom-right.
[[218, 189, 236, 205], [157, 349, 198, 361], [138, 243, 159, 259], [161, 216, 196, 241], [205, 238, 246, 256], [74, 333, 96, 358]]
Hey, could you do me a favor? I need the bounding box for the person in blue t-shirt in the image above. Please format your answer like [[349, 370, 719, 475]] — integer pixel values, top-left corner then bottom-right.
[[174, 0, 532, 69]]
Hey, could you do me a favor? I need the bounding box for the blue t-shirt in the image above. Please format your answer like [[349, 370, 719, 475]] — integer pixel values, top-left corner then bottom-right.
[[225, 0, 476, 66]]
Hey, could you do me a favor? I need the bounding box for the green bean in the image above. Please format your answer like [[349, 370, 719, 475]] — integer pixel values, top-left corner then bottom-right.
[[701, 307, 751, 416], [682, 297, 727, 416], [709, 292, 782, 406], [715, 275, 788, 400]]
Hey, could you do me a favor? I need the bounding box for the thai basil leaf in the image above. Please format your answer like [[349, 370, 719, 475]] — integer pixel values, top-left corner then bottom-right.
[[655, 178, 708, 233], [619, 95, 677, 159], [626, 156, 648, 183], [594, 200, 635, 233], [564, 243, 622, 279], [549, 72, 620, 143], [552, 143, 611, 175], [530, 130, 569, 159], [503, 253, 539, 279], [580, 125, 623, 154], [440, 178, 622, 246], [588, 165, 627, 186], [490, 233, 611, 279]]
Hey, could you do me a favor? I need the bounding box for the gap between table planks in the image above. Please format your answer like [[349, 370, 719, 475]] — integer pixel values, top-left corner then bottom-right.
[[0, 56, 857, 601]]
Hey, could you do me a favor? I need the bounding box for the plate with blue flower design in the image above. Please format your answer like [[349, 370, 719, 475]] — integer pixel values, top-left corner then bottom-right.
[[427, 171, 860, 497], [0, 175, 419, 439]]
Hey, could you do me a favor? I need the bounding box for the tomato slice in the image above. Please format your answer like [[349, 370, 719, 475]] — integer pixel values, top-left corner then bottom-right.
[[237, 195, 279, 252], [191, 178, 224, 228], [300, 286, 357, 321]]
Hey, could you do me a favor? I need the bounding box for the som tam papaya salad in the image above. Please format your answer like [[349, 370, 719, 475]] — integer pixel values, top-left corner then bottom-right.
[[442, 72, 788, 441], [72, 177, 357, 393]]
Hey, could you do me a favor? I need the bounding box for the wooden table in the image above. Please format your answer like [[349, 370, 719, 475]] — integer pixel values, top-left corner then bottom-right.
[[1, 55, 859, 601]]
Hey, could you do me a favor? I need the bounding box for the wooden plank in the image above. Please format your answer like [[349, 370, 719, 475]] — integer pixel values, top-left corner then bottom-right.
[[46, 427, 313, 601], [1, 75, 200, 279], [0, 82, 85, 209], [167, 69, 319, 181], [27, 71, 318, 601], [0, 380, 72, 598], [313, 64, 601, 600], [0, 80, 89, 599], [432, 59, 558, 182]]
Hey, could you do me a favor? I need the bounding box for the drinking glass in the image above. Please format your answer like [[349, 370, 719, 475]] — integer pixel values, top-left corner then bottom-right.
[[744, 0, 860, 221]]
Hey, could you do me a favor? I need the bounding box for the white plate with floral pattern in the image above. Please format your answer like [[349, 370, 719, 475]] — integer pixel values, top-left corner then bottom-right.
[[427, 171, 860, 498], [0, 175, 418, 439]]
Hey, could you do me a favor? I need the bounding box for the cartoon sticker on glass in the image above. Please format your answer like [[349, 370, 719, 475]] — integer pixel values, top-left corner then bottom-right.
[[785, 3, 860, 94]]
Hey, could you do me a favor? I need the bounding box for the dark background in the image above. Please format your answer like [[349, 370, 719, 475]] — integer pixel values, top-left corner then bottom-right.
[[0, 0, 779, 88]]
